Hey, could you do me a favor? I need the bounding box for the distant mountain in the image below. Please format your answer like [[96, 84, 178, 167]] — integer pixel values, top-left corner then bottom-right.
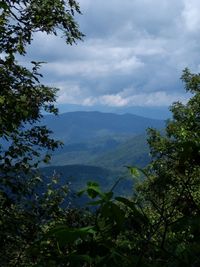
[[41, 111, 164, 170], [39, 111, 164, 199], [42, 111, 165, 144], [57, 104, 171, 120]]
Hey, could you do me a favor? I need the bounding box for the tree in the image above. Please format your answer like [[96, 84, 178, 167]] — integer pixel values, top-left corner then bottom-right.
[[0, 0, 84, 191], [140, 68, 200, 266], [0, 1, 84, 265]]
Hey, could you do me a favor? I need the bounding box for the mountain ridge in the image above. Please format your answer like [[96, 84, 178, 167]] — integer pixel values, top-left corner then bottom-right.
[[42, 111, 165, 144]]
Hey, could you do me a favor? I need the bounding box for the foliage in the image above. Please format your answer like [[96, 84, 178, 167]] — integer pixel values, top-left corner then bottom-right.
[[0, 175, 69, 266], [139, 68, 200, 266], [0, 0, 83, 193]]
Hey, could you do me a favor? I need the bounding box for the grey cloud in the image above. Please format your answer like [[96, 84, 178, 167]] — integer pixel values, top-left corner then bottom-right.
[[19, 0, 200, 109], [78, 0, 185, 41]]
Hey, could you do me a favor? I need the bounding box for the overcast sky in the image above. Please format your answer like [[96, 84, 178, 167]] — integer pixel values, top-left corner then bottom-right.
[[25, 0, 200, 111]]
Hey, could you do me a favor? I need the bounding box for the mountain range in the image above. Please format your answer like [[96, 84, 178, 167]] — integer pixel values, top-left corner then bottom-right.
[[40, 111, 165, 196], [57, 104, 171, 120], [42, 111, 165, 143]]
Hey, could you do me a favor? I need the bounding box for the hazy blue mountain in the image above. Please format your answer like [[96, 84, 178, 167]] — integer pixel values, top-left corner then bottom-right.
[[42, 111, 165, 144], [57, 104, 171, 120], [41, 111, 164, 170], [39, 111, 164, 200]]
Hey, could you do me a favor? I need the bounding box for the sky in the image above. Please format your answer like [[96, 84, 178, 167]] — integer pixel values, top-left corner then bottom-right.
[[25, 0, 200, 117]]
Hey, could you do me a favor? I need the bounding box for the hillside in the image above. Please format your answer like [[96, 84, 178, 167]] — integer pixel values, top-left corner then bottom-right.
[[50, 134, 150, 170], [41, 164, 133, 197], [40, 111, 163, 196], [90, 134, 150, 170], [42, 111, 165, 143], [41, 111, 164, 169]]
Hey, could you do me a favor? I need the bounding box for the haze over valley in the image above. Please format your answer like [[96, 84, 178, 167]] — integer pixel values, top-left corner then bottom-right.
[[41, 111, 165, 195]]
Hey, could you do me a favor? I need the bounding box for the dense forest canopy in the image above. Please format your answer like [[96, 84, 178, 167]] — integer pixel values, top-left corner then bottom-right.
[[1, 1, 200, 266]]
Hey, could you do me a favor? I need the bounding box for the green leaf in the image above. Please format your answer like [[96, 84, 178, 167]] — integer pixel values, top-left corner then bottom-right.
[[0, 96, 5, 104], [47, 226, 95, 246], [77, 189, 85, 197], [86, 182, 103, 199], [43, 154, 51, 163], [0, 2, 8, 10], [115, 196, 137, 210], [126, 166, 140, 178], [110, 202, 125, 227], [68, 253, 92, 264], [87, 199, 103, 206], [100, 202, 125, 228], [115, 197, 148, 224], [102, 191, 113, 201]]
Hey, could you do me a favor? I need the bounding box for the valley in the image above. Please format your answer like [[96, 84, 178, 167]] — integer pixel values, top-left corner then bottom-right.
[[41, 111, 165, 196]]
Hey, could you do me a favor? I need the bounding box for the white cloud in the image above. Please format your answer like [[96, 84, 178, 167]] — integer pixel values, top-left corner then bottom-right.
[[43, 42, 144, 78], [98, 91, 189, 107], [99, 94, 129, 107], [57, 85, 189, 107], [56, 83, 85, 104], [182, 0, 200, 32], [23, 0, 200, 109]]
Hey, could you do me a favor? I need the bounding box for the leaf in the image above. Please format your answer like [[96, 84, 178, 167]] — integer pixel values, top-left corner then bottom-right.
[[115, 196, 137, 210], [77, 189, 85, 197], [87, 199, 103, 206], [126, 166, 140, 178], [68, 253, 92, 264], [43, 154, 51, 163], [102, 191, 113, 201], [100, 202, 125, 228], [0, 2, 8, 10], [171, 215, 200, 232], [0, 96, 5, 104], [47, 226, 95, 246], [115, 197, 148, 224], [87, 181, 99, 187], [110, 202, 125, 227], [86, 182, 103, 199]]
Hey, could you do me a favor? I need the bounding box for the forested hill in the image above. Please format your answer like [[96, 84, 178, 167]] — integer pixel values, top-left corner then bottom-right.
[[40, 111, 164, 171], [50, 133, 150, 169], [42, 111, 165, 143], [40, 112, 163, 195]]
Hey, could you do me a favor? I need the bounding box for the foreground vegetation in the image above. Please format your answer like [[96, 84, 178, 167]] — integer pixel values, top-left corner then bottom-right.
[[1, 0, 200, 266]]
